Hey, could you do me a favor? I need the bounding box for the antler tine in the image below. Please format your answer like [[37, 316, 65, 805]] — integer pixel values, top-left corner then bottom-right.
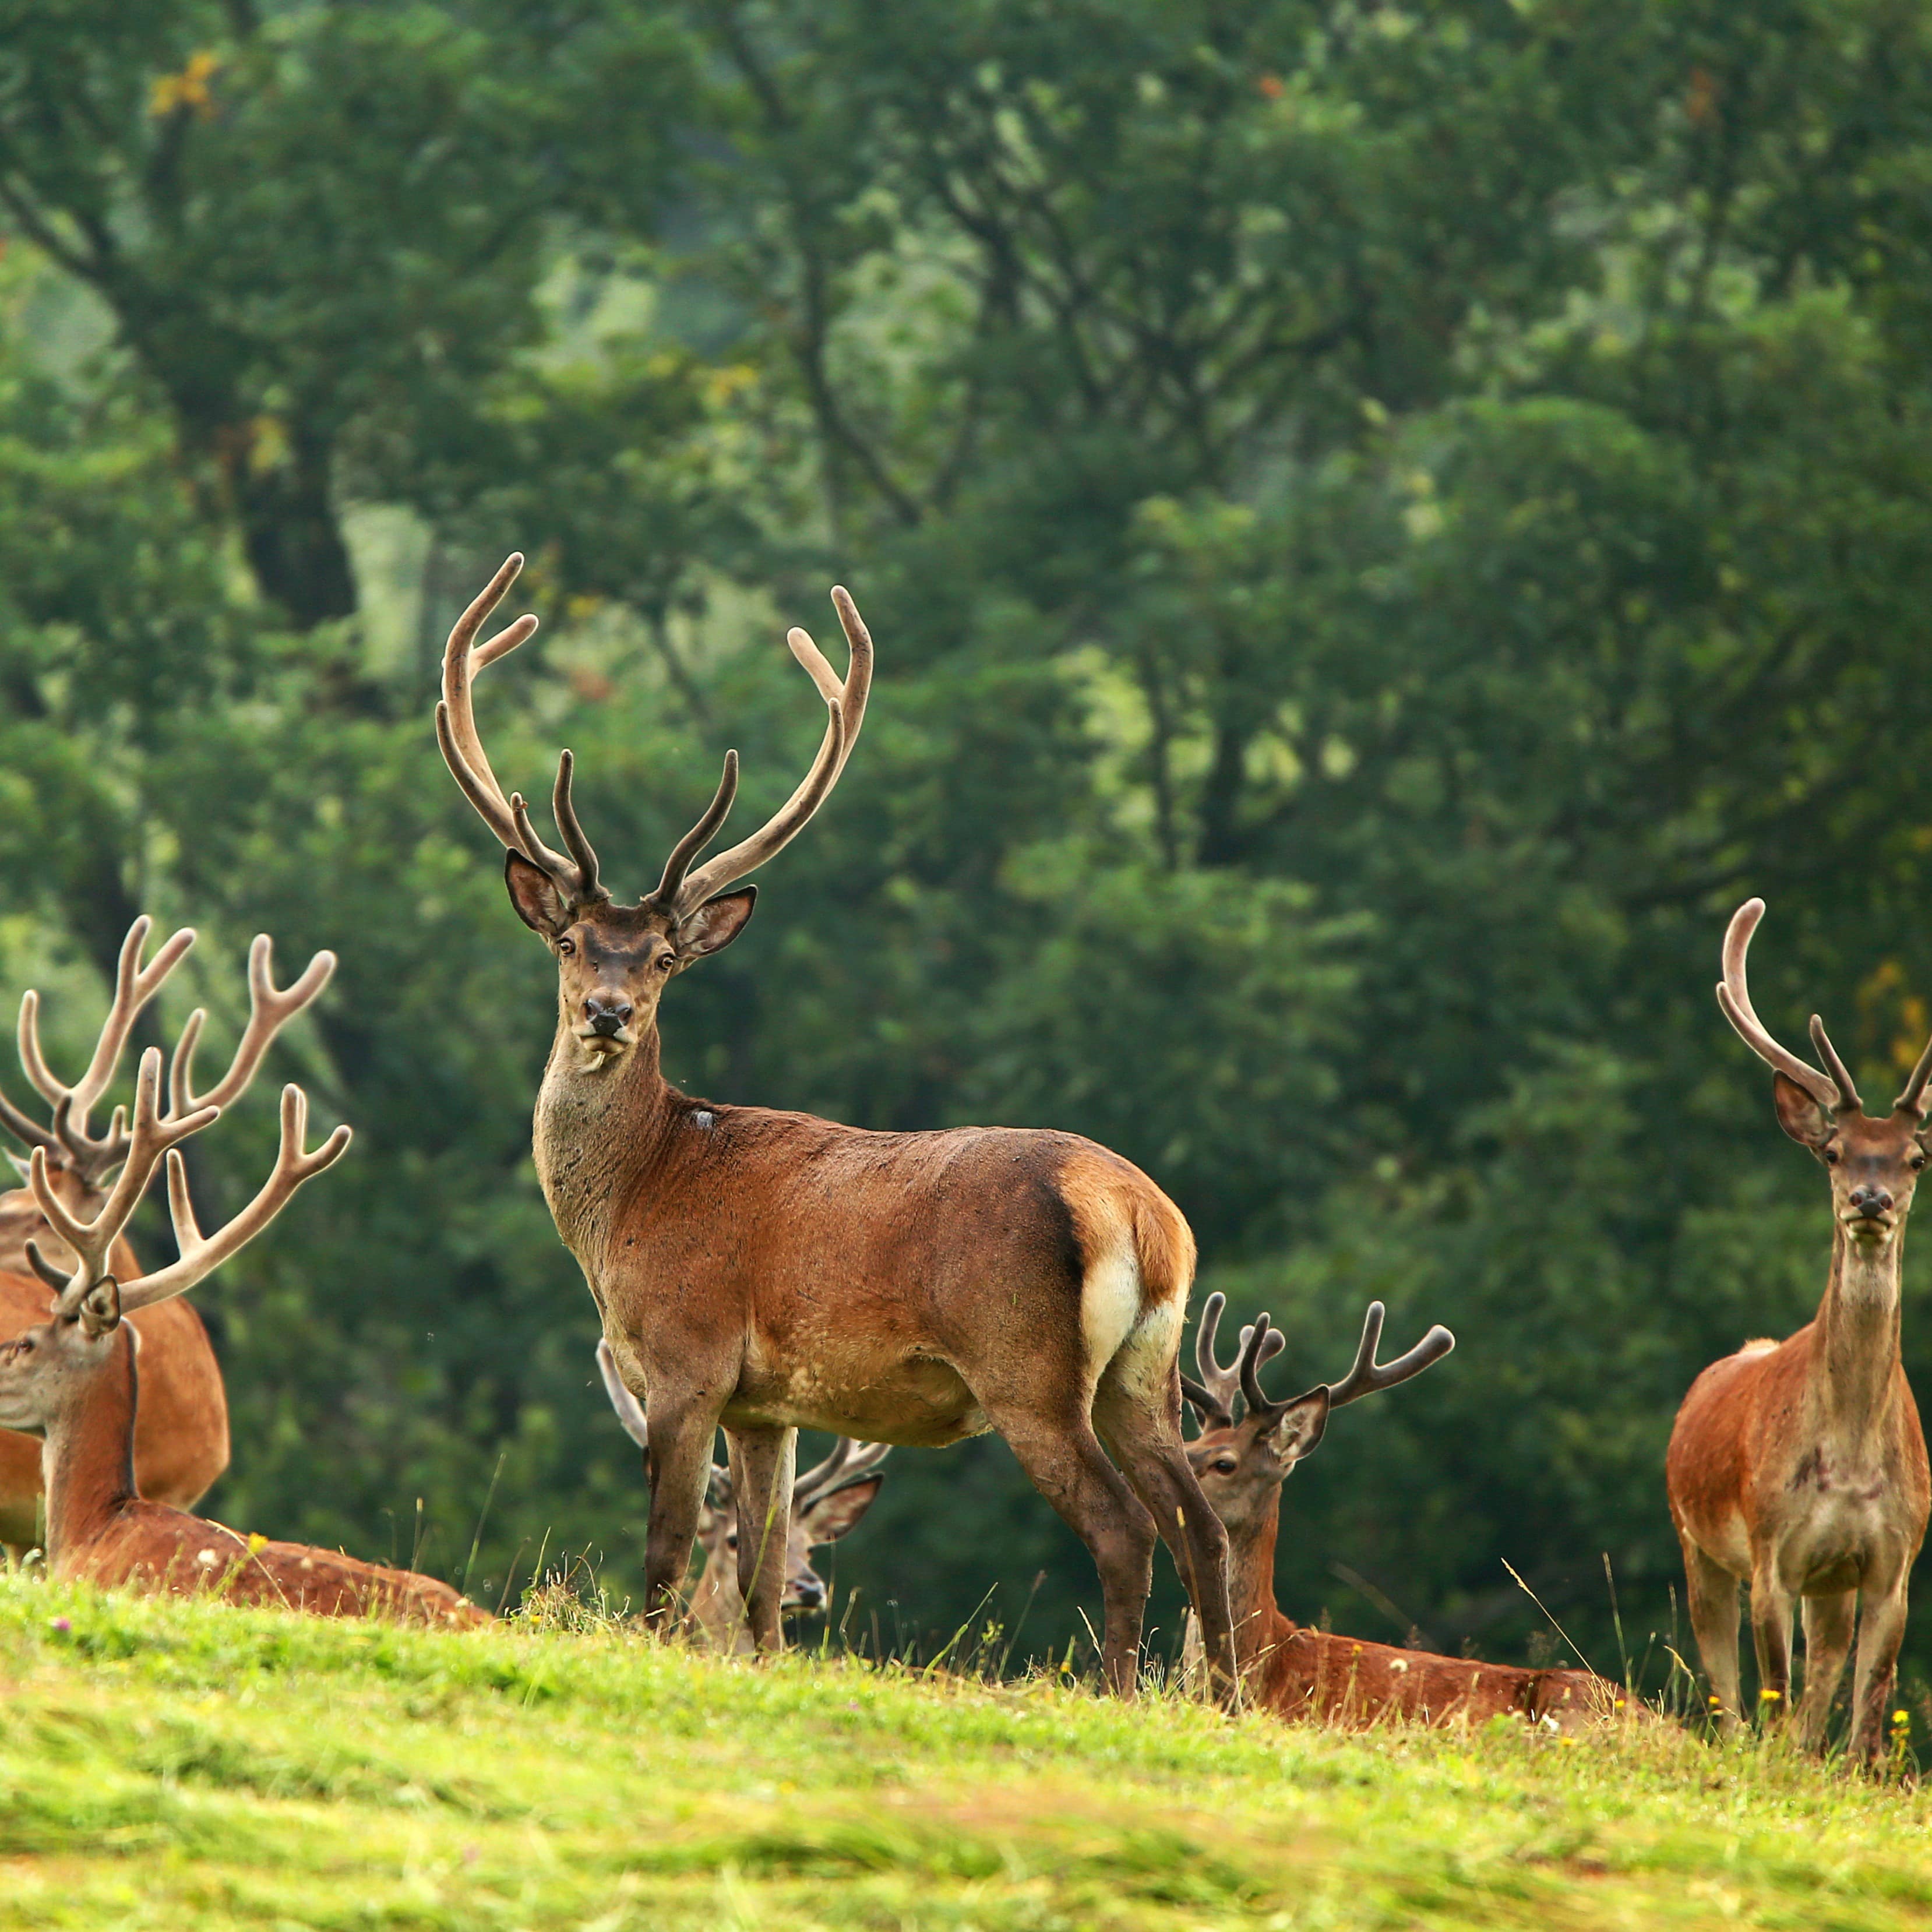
[[794, 1437, 893, 1508], [647, 752, 740, 911], [29, 1050, 218, 1316], [1185, 1291, 1287, 1427], [17, 919, 197, 1162], [1895, 1029, 1932, 1117], [118, 1083, 350, 1312], [0, 1076, 58, 1155], [167, 936, 336, 1118], [1716, 898, 1842, 1112], [670, 587, 875, 917], [437, 554, 590, 902], [551, 750, 602, 903], [595, 1337, 650, 1451], [1808, 1014, 1864, 1116], [1326, 1300, 1457, 1409]]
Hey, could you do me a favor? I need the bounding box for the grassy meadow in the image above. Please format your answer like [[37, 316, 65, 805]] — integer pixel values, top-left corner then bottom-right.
[[0, 1578, 1930, 1929]]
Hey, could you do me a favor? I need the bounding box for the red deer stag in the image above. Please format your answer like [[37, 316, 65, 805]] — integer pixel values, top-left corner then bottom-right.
[[0, 1049, 486, 1624], [1668, 898, 1932, 1763], [0, 916, 333, 1553], [437, 554, 1238, 1697], [598, 1339, 887, 1652], [1182, 1295, 1622, 1728]]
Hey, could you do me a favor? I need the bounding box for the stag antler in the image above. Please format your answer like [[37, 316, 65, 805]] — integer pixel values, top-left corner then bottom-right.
[[1, 917, 334, 1189], [439, 555, 875, 927], [24, 1049, 348, 1328], [1180, 1289, 1286, 1429], [1716, 898, 1856, 1113], [1322, 1301, 1457, 1411]]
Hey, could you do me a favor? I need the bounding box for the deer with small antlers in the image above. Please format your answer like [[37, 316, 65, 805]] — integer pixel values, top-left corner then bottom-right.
[[1182, 1296, 1623, 1728], [436, 555, 1238, 1697], [0, 916, 333, 1554], [1668, 898, 1932, 1763], [597, 1339, 887, 1652], [0, 1046, 486, 1625]]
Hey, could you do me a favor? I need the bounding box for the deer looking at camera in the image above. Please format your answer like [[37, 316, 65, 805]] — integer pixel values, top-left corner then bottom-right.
[[0, 916, 333, 1553], [0, 1046, 486, 1625], [1182, 1296, 1621, 1729], [1668, 898, 1932, 1763], [437, 555, 1238, 1698], [597, 1339, 886, 1651]]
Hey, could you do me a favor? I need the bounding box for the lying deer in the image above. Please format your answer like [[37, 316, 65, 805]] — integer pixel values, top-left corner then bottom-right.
[[597, 1339, 886, 1651], [0, 916, 332, 1553], [1668, 898, 1931, 1763], [0, 1048, 486, 1626], [437, 555, 1237, 1697], [1182, 1296, 1622, 1729]]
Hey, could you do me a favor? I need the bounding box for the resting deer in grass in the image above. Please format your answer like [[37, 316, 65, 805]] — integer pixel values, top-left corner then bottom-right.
[[1182, 1296, 1622, 1729], [0, 916, 332, 1554], [438, 555, 1238, 1698], [0, 1048, 486, 1625], [598, 1338, 887, 1652], [1668, 898, 1932, 1763]]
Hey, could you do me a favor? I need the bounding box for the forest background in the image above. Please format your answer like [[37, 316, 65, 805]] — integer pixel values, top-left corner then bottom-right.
[[0, 0, 1927, 1688]]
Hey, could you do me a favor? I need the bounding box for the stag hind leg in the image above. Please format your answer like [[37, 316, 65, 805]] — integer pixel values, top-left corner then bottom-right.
[[1092, 1355, 1237, 1704], [1797, 1589, 1856, 1753], [979, 1391, 1156, 1695], [1681, 1537, 1743, 1733], [725, 1425, 796, 1656]]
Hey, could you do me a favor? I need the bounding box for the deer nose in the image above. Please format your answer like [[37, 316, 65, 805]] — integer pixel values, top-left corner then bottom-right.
[[1851, 1185, 1894, 1218], [792, 1576, 826, 1610], [583, 995, 633, 1037]]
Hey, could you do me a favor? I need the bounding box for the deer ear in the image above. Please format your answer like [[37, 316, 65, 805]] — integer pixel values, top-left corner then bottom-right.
[[678, 887, 757, 960], [800, 1476, 884, 1546], [1268, 1387, 1331, 1466], [504, 852, 573, 938], [77, 1277, 122, 1341], [1772, 1071, 1834, 1148]]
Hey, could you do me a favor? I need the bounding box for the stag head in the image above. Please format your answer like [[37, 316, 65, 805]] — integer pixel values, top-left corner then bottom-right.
[[1718, 898, 1932, 1250], [438, 556, 873, 1075], [1182, 1293, 1455, 1533]]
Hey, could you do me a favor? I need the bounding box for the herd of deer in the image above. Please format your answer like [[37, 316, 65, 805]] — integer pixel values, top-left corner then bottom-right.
[[0, 553, 1921, 1762]]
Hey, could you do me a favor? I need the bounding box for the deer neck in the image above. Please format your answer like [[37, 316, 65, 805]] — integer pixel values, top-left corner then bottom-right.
[[41, 1331, 139, 1567], [532, 1016, 682, 1265], [1226, 1496, 1291, 1669], [1811, 1220, 1908, 1453]]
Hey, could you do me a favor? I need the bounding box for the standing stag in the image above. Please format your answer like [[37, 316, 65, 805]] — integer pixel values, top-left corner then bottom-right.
[[1183, 1296, 1622, 1727], [0, 1045, 486, 1624], [1668, 898, 1931, 1762], [436, 555, 1238, 1697], [0, 916, 333, 1553], [598, 1339, 887, 1651]]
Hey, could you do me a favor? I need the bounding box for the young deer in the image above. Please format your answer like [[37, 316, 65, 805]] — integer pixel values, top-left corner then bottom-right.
[[0, 1049, 486, 1625], [1182, 1296, 1621, 1729], [1668, 897, 1932, 1762], [0, 916, 333, 1552], [438, 555, 1237, 1698], [597, 1338, 887, 1651]]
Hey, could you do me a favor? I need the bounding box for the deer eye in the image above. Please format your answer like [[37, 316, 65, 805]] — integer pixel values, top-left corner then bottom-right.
[[657, 953, 677, 972], [725, 1532, 738, 1550], [1824, 1147, 1841, 1165], [557, 936, 576, 957], [1211, 1457, 1238, 1473], [1912, 1154, 1926, 1172]]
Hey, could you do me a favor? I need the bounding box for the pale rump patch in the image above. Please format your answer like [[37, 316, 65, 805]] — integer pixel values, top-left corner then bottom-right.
[[1739, 1338, 1779, 1356], [1058, 1149, 1194, 1389]]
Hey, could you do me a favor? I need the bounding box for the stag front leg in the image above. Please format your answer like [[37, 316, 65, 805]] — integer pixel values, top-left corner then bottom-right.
[[725, 1425, 796, 1656], [1847, 1569, 1910, 1768], [641, 1395, 720, 1635], [1748, 1562, 1796, 1732], [1681, 1537, 1743, 1734], [1797, 1589, 1856, 1753], [983, 1397, 1156, 1695]]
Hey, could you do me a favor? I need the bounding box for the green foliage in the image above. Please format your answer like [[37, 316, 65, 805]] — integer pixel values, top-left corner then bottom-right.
[[8, 0, 1932, 1694]]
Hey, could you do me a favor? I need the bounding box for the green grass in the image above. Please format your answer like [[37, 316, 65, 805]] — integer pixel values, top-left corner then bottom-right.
[[2, 1580, 1932, 1928]]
